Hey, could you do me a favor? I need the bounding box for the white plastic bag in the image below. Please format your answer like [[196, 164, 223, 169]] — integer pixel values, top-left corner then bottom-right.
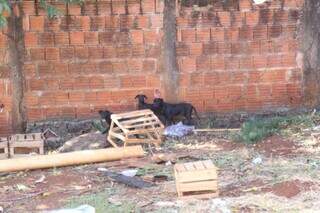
[[163, 122, 195, 137], [44, 205, 95, 213]]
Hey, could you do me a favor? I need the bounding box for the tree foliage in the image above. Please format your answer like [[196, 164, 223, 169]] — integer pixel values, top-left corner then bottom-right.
[[0, 0, 84, 27]]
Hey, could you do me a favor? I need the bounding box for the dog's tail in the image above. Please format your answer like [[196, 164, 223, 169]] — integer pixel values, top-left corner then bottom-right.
[[192, 106, 200, 120]]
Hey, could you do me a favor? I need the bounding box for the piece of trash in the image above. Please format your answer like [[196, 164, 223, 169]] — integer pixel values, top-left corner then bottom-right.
[[151, 153, 176, 164], [165, 161, 172, 166], [35, 175, 46, 184], [155, 201, 176, 207], [0, 206, 3, 213], [252, 157, 262, 165], [108, 197, 122, 206], [97, 168, 108, 172], [209, 198, 231, 213], [163, 122, 195, 138], [16, 184, 30, 191], [253, 0, 269, 4], [121, 169, 138, 177], [153, 175, 168, 182], [43, 205, 95, 213]]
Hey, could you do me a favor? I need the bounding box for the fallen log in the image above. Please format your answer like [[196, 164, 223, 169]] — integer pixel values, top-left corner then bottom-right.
[[0, 146, 144, 173], [103, 171, 155, 188]]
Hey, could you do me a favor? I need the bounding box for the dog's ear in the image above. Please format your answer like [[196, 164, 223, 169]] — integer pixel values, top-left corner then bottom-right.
[[135, 95, 139, 99], [143, 95, 147, 99]]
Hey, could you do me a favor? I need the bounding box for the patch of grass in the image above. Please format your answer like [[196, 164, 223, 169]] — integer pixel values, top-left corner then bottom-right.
[[236, 113, 319, 144], [64, 190, 138, 213]]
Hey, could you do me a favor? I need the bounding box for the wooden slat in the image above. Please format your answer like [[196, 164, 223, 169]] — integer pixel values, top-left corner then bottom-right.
[[176, 170, 217, 183], [111, 110, 153, 119], [179, 192, 219, 199], [124, 121, 161, 129], [174, 164, 186, 172], [184, 162, 196, 171], [10, 141, 43, 147], [120, 115, 154, 125], [127, 127, 163, 135], [202, 160, 215, 169], [108, 131, 126, 141], [193, 161, 206, 170], [178, 180, 218, 192]]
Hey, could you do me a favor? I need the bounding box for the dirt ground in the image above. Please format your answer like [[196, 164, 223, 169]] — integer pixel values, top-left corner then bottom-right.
[[1, 131, 320, 212]]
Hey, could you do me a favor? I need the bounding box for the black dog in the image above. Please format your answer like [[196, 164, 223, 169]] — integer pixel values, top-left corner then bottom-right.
[[153, 98, 200, 125], [98, 110, 113, 134], [135, 94, 165, 124]]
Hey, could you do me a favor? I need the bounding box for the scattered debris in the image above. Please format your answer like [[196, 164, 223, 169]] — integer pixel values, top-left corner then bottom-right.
[[44, 204, 95, 213], [16, 184, 30, 192], [121, 169, 138, 177], [102, 171, 155, 188], [209, 199, 231, 213], [252, 157, 262, 165], [43, 129, 58, 139], [151, 153, 176, 164], [164, 122, 195, 137], [97, 168, 108, 172], [153, 175, 168, 182], [35, 175, 46, 184], [107, 197, 122, 206]]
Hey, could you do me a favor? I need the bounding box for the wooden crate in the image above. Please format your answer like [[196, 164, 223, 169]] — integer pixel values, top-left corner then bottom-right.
[[0, 137, 9, 160], [174, 160, 219, 199], [107, 109, 164, 148], [9, 133, 44, 158]]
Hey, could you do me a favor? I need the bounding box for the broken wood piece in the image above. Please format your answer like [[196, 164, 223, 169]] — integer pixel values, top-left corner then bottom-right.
[[0, 146, 145, 172], [193, 128, 240, 132], [103, 171, 155, 188]]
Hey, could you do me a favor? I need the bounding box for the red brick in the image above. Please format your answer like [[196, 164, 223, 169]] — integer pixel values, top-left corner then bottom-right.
[[24, 32, 38, 47], [24, 95, 39, 107], [104, 76, 119, 88], [30, 48, 45, 61], [231, 72, 247, 83], [119, 16, 134, 30], [141, 0, 155, 13], [59, 78, 74, 90], [112, 0, 126, 14], [82, 63, 98, 73], [68, 4, 81, 15], [84, 92, 97, 103], [189, 43, 203, 56], [282, 54, 297, 67], [90, 76, 105, 89], [99, 61, 113, 74], [239, 0, 252, 11], [131, 30, 144, 44], [29, 16, 44, 31], [224, 28, 238, 41], [196, 56, 211, 72], [268, 25, 282, 38], [23, 64, 36, 78], [212, 56, 225, 70], [225, 57, 239, 70], [45, 48, 59, 60], [128, 59, 143, 72], [196, 28, 210, 42], [144, 31, 159, 44], [75, 47, 89, 59], [80, 16, 91, 31], [190, 73, 203, 86], [258, 84, 272, 98], [245, 11, 259, 26], [44, 108, 61, 119], [146, 45, 161, 57], [253, 55, 267, 69], [70, 32, 84, 45], [88, 47, 104, 59], [204, 73, 218, 86], [239, 26, 253, 40], [179, 57, 196, 73], [248, 71, 261, 83], [253, 26, 268, 40], [55, 32, 70, 45], [218, 12, 231, 27], [218, 42, 231, 54], [39, 92, 55, 105], [105, 16, 120, 29], [29, 79, 46, 91], [267, 55, 282, 67], [176, 43, 190, 56], [103, 46, 117, 58], [143, 59, 156, 72], [74, 77, 91, 90], [54, 63, 68, 76], [128, 0, 141, 14], [135, 16, 149, 29], [38, 63, 54, 76], [113, 61, 128, 73], [260, 40, 272, 54], [287, 69, 302, 82], [46, 79, 59, 90], [60, 107, 76, 118], [230, 11, 245, 27], [60, 47, 74, 60], [116, 45, 132, 58], [150, 15, 163, 28], [99, 32, 114, 44], [249, 41, 260, 54], [44, 17, 60, 31], [84, 32, 98, 45], [90, 16, 106, 31], [260, 70, 286, 83], [120, 76, 146, 88], [181, 29, 196, 42], [22, 1, 36, 15], [211, 28, 224, 41], [38, 33, 54, 46], [68, 63, 82, 75], [203, 42, 218, 55], [239, 56, 253, 69], [27, 108, 45, 121], [132, 45, 146, 57]]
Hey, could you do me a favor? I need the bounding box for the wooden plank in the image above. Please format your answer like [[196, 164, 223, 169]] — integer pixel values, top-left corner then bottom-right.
[[193, 161, 205, 170], [178, 180, 218, 192], [174, 164, 186, 172], [10, 141, 43, 147], [126, 127, 164, 135], [111, 110, 153, 119], [123, 118, 159, 128], [176, 170, 217, 183], [124, 121, 161, 129], [120, 115, 154, 125], [109, 131, 126, 141], [179, 192, 219, 199], [202, 160, 215, 169], [184, 162, 196, 171]]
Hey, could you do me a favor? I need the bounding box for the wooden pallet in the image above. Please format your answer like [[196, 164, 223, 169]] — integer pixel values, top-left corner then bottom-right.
[[107, 109, 164, 148], [174, 160, 219, 199], [8, 133, 44, 158], [0, 137, 9, 160]]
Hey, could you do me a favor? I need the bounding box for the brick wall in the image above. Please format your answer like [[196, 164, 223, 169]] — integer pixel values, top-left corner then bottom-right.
[[0, 0, 306, 136], [177, 0, 304, 112], [0, 30, 12, 136], [23, 0, 163, 122]]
